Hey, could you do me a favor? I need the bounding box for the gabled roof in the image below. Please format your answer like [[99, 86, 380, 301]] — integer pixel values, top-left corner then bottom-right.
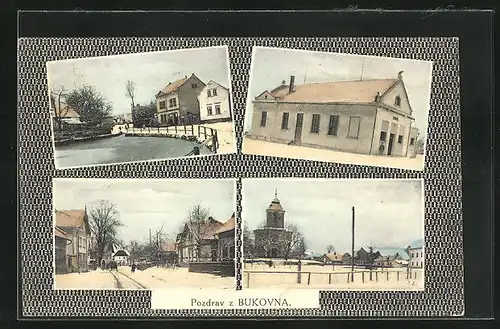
[[409, 239, 424, 249], [181, 217, 225, 241], [156, 73, 204, 97], [203, 80, 229, 91], [113, 249, 130, 257], [51, 102, 81, 119], [375, 247, 410, 260], [262, 78, 398, 104], [55, 209, 90, 234], [54, 226, 71, 240], [324, 252, 344, 262], [214, 213, 236, 235]]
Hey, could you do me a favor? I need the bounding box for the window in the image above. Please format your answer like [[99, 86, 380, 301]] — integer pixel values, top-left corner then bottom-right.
[[260, 111, 267, 127], [264, 95, 268, 99], [207, 90, 211, 97], [281, 112, 289, 130], [395, 95, 401, 107], [328, 115, 339, 136], [168, 98, 177, 108], [212, 88, 217, 96], [347, 116, 361, 138], [207, 105, 213, 116], [215, 104, 221, 115], [380, 131, 387, 141], [410, 138, 415, 146], [191, 83, 198, 88], [310, 114, 320, 133], [398, 135, 403, 144], [159, 101, 166, 109], [392, 116, 399, 121]]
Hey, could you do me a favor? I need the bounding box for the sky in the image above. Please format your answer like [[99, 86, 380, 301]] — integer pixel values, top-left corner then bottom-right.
[[53, 178, 235, 245], [46, 46, 230, 116], [242, 179, 424, 255], [244, 47, 433, 138]]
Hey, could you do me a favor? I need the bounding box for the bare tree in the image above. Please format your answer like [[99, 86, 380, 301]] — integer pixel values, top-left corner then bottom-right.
[[49, 86, 70, 131], [242, 224, 255, 259], [152, 225, 169, 266], [254, 221, 282, 259], [326, 244, 335, 253], [125, 80, 136, 108], [185, 202, 213, 260], [87, 200, 124, 264], [281, 223, 303, 260]]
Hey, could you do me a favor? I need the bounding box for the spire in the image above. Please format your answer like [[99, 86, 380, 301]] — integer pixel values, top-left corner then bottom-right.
[[273, 189, 280, 203]]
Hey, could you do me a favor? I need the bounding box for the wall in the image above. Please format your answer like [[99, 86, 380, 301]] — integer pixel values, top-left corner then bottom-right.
[[188, 260, 235, 277], [178, 75, 206, 122], [199, 82, 231, 121], [370, 107, 413, 157], [250, 101, 377, 155], [55, 237, 68, 274], [380, 80, 412, 116], [410, 247, 424, 268]]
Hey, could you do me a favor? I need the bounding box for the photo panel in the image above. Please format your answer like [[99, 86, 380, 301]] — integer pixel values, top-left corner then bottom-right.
[[52, 178, 237, 291], [243, 47, 433, 171], [47, 46, 236, 169], [241, 178, 425, 297]]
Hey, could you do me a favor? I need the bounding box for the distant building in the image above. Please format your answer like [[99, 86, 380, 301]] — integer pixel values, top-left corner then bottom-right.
[[406, 239, 424, 268], [50, 101, 85, 131], [253, 190, 293, 259], [248, 72, 419, 157], [155, 73, 206, 126], [214, 213, 236, 261], [111, 246, 130, 266], [197, 80, 232, 123], [374, 247, 410, 268], [54, 209, 92, 273], [323, 251, 351, 265]]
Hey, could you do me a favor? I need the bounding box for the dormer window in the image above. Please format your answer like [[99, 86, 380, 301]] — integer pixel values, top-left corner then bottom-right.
[[207, 90, 211, 97], [212, 88, 217, 96], [394, 95, 401, 107], [264, 95, 268, 99]]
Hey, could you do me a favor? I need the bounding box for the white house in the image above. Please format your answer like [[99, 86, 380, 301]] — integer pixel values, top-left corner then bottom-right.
[[197, 80, 232, 123], [407, 239, 424, 268], [111, 245, 130, 266]]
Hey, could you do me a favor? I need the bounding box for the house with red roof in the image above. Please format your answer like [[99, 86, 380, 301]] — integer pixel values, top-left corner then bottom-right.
[[214, 213, 236, 261], [155, 73, 206, 126], [248, 72, 419, 157], [54, 209, 92, 273]]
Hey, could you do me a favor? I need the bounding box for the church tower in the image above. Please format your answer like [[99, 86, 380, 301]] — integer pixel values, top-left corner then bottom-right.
[[266, 189, 285, 229]]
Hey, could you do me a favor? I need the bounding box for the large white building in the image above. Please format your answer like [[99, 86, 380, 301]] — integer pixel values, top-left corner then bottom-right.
[[407, 239, 424, 268], [111, 245, 130, 266], [197, 80, 232, 123]]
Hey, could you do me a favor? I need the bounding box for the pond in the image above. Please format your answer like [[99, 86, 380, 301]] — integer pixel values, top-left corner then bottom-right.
[[55, 135, 212, 168]]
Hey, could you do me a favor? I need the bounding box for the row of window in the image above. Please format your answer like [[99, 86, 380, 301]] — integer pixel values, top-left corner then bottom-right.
[[159, 98, 178, 110], [207, 103, 222, 116], [411, 261, 423, 267], [260, 111, 361, 138], [207, 88, 218, 97], [411, 251, 422, 258], [379, 131, 415, 146]]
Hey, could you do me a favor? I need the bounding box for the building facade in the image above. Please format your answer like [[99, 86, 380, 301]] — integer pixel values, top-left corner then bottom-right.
[[155, 73, 206, 126], [407, 239, 424, 268], [54, 227, 72, 274], [248, 73, 419, 157], [197, 80, 232, 123], [55, 209, 92, 273], [214, 213, 236, 261], [112, 248, 130, 266], [253, 191, 293, 259]]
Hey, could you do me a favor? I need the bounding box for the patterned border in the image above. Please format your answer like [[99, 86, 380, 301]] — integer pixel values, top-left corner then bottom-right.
[[18, 37, 463, 317]]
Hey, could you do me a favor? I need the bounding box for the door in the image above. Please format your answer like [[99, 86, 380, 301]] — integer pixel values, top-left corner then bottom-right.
[[388, 133, 395, 156], [294, 113, 304, 142]]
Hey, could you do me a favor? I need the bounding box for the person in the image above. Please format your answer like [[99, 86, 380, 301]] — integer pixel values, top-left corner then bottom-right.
[[131, 263, 136, 273], [379, 142, 385, 156]]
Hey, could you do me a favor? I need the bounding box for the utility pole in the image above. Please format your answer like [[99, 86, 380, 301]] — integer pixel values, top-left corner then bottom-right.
[[149, 229, 152, 245], [351, 206, 355, 282]]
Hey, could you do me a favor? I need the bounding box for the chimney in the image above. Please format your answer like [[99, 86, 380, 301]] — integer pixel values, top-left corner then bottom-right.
[[397, 71, 404, 80], [289, 75, 295, 94], [374, 92, 381, 102], [185, 75, 187, 78]]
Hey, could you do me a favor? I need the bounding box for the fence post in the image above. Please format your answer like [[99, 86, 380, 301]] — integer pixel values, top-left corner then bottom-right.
[[175, 125, 178, 135], [198, 125, 200, 137], [148, 126, 151, 133], [307, 272, 311, 285], [203, 126, 206, 137], [347, 273, 350, 283], [246, 273, 250, 288], [376, 272, 378, 282], [328, 273, 332, 285], [362, 271, 365, 283], [397, 271, 400, 281], [157, 126, 160, 133], [184, 125, 187, 134], [386, 271, 389, 281], [191, 124, 194, 136]]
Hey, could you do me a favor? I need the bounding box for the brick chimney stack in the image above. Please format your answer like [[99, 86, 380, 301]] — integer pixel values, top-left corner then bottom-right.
[[289, 75, 296, 93], [397, 71, 404, 80]]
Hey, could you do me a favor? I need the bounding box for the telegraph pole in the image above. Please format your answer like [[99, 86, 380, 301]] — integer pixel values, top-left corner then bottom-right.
[[351, 206, 355, 282]]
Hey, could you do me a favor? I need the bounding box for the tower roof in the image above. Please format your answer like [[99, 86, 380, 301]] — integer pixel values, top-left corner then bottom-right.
[[267, 189, 284, 212]]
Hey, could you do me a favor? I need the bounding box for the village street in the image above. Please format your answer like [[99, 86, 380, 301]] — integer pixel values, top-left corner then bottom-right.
[[55, 266, 236, 290], [243, 137, 424, 171]]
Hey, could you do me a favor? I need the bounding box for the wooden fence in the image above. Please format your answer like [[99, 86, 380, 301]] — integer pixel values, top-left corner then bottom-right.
[[129, 124, 219, 153], [243, 269, 421, 288]]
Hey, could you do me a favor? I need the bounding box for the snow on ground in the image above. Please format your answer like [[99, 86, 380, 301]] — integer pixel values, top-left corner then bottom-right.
[[55, 268, 118, 290], [242, 137, 424, 171], [118, 266, 236, 290], [243, 263, 424, 290]]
